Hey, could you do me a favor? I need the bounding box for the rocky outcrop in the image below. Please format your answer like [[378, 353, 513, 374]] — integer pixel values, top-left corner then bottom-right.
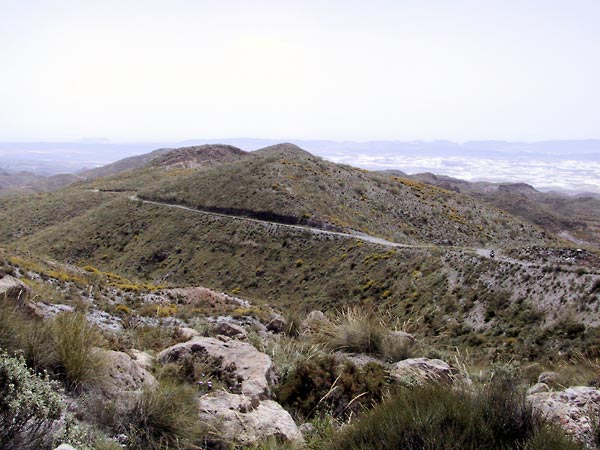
[[213, 320, 247, 338], [392, 357, 455, 384], [0, 274, 30, 303], [102, 349, 157, 394], [158, 336, 275, 399], [528, 386, 600, 448], [198, 391, 302, 446]]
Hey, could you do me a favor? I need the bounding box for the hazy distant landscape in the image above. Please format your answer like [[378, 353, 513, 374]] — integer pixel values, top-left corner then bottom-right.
[[2, 138, 599, 195]]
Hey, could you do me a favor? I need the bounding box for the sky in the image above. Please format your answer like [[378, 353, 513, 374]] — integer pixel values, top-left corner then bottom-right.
[[1, 0, 600, 142]]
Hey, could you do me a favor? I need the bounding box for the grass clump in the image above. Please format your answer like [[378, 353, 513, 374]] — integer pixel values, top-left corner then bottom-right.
[[52, 312, 107, 392], [121, 381, 205, 450], [314, 307, 386, 355], [325, 372, 584, 450]]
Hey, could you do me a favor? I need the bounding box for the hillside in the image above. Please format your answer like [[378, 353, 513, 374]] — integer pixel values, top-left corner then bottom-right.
[[0, 170, 81, 197], [1, 143, 598, 361], [132, 143, 555, 248], [407, 172, 600, 246]]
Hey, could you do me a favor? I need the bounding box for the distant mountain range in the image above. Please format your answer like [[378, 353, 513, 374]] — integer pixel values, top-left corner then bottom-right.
[[1, 139, 599, 194]]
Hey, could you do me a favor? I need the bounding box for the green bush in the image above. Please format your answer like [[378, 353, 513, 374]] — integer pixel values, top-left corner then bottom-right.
[[0, 351, 63, 450], [121, 381, 205, 449], [277, 355, 390, 419], [325, 374, 583, 450]]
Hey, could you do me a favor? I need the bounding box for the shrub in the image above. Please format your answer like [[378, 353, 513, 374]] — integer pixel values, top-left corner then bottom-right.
[[0, 351, 63, 450], [325, 373, 583, 450], [277, 355, 390, 419], [121, 381, 205, 449]]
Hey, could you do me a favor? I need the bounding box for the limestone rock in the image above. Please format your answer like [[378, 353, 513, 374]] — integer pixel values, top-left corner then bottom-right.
[[527, 382, 550, 395], [0, 275, 30, 303], [102, 349, 157, 394], [177, 327, 201, 341], [392, 357, 454, 384], [300, 310, 328, 333], [265, 313, 287, 333], [213, 320, 247, 338], [198, 391, 302, 446], [528, 386, 600, 448], [127, 349, 154, 372], [54, 445, 77, 450], [538, 371, 560, 385], [158, 336, 275, 399]]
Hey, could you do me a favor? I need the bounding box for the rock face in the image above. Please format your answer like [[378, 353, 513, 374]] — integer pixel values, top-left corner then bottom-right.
[[102, 349, 157, 394], [0, 275, 30, 302], [528, 386, 600, 448], [392, 357, 455, 384], [198, 391, 302, 446], [158, 336, 275, 399]]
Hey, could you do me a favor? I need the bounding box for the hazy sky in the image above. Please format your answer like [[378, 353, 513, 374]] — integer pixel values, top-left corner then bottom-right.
[[1, 0, 599, 142]]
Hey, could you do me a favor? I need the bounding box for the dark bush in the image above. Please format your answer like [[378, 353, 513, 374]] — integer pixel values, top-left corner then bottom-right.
[[277, 355, 390, 419]]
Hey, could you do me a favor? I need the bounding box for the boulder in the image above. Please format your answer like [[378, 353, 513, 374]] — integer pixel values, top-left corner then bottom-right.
[[102, 349, 157, 394], [127, 349, 154, 372], [528, 386, 600, 448], [213, 320, 247, 338], [198, 391, 302, 446], [538, 371, 560, 385], [265, 313, 287, 333], [527, 382, 550, 395], [0, 275, 30, 303], [392, 357, 455, 384], [177, 327, 201, 341], [54, 445, 77, 450], [300, 310, 328, 333], [158, 336, 275, 399]]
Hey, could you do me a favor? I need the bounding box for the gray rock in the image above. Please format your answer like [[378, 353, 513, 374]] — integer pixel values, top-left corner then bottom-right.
[[527, 382, 550, 395], [538, 371, 560, 385], [266, 313, 287, 333], [528, 386, 600, 448], [127, 349, 154, 372], [158, 336, 275, 399], [299, 422, 317, 436], [300, 310, 328, 333], [198, 391, 303, 446], [392, 357, 454, 384], [177, 327, 201, 341], [213, 320, 247, 338], [101, 349, 157, 394], [54, 445, 77, 450], [0, 275, 30, 303]]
